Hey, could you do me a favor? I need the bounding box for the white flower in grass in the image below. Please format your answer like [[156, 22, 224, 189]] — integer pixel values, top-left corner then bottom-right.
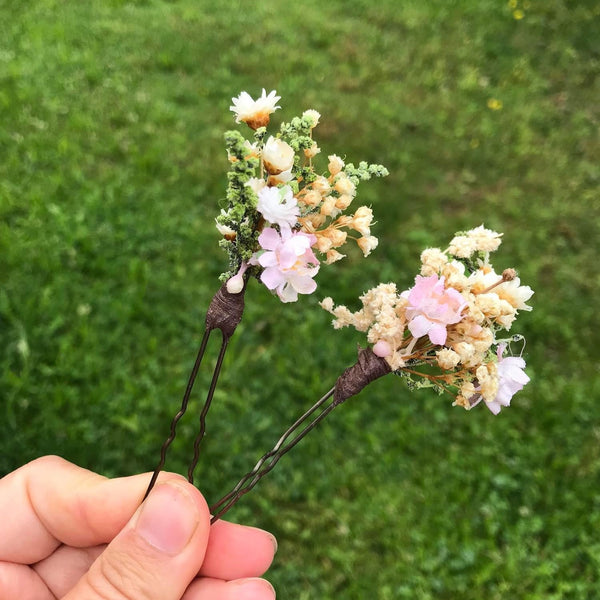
[[230, 89, 281, 129], [256, 185, 300, 230]]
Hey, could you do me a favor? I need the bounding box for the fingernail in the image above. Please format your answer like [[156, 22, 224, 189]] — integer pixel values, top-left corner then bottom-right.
[[230, 578, 276, 599], [136, 482, 200, 555], [248, 526, 278, 554]]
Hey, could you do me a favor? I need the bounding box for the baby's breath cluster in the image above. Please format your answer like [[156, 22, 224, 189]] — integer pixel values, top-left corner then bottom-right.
[[321, 226, 533, 414], [217, 89, 388, 302]]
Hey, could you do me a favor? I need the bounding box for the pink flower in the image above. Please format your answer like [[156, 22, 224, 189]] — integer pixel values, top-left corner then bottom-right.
[[251, 227, 319, 302], [401, 275, 467, 345], [485, 344, 530, 415]]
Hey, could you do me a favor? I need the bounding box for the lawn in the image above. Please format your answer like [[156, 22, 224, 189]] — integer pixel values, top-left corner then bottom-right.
[[1, 0, 599, 598]]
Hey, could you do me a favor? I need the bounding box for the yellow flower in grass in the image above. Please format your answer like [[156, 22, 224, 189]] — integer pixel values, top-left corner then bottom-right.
[[487, 98, 503, 111]]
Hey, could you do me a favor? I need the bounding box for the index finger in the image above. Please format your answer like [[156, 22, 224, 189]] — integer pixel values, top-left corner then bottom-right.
[[0, 456, 276, 580], [0, 455, 178, 563]]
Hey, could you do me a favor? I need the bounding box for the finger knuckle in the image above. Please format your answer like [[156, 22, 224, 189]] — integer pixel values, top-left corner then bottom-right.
[[85, 549, 154, 600]]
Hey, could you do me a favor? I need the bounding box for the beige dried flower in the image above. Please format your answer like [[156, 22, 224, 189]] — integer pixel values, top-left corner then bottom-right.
[[357, 235, 379, 257], [328, 154, 345, 176], [436, 348, 461, 370]]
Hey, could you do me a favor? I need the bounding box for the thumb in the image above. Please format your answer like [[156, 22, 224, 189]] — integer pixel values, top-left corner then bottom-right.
[[64, 479, 210, 600]]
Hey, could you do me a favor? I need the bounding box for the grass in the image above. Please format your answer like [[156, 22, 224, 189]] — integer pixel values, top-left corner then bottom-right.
[[1, 0, 599, 597]]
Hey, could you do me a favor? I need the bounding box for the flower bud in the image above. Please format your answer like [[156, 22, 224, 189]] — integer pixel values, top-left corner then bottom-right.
[[357, 235, 378, 256], [262, 136, 295, 175], [328, 154, 345, 176]]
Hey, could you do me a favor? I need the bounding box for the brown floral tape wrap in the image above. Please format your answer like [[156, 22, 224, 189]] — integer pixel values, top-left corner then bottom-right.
[[333, 347, 391, 405], [205, 282, 247, 338]]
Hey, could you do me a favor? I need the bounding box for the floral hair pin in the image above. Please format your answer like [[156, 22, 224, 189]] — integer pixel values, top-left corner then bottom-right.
[[144, 90, 388, 498], [209, 226, 533, 520]]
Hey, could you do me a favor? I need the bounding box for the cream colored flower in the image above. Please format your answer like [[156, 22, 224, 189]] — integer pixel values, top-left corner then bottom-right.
[[496, 277, 534, 312], [454, 380, 479, 409], [351, 206, 374, 236], [448, 225, 502, 258], [357, 235, 378, 256], [320, 196, 338, 216], [262, 136, 295, 175], [440, 260, 469, 291], [215, 220, 236, 240], [304, 142, 321, 159], [420, 248, 448, 276], [447, 235, 476, 258], [267, 168, 294, 186], [334, 173, 356, 197], [328, 228, 347, 247], [299, 213, 326, 230], [244, 177, 267, 195], [320, 297, 334, 311], [297, 190, 319, 208], [453, 342, 476, 365], [328, 154, 345, 176], [325, 249, 346, 264], [302, 109, 321, 128], [230, 89, 281, 129], [467, 225, 503, 253], [436, 348, 461, 370], [335, 194, 353, 210], [475, 293, 507, 319], [312, 175, 331, 194], [476, 362, 499, 402], [315, 235, 333, 253]]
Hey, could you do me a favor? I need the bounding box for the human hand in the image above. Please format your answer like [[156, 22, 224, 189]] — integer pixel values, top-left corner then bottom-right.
[[0, 456, 277, 599]]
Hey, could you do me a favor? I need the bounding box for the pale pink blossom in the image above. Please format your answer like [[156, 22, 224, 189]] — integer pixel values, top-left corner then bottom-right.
[[251, 227, 319, 302], [484, 344, 530, 414], [373, 340, 392, 358], [401, 275, 467, 345], [256, 185, 299, 230]]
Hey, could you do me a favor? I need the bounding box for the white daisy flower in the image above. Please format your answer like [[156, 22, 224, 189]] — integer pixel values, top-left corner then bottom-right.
[[230, 89, 281, 129]]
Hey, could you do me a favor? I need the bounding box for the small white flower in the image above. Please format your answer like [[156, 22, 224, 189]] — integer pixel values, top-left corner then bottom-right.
[[268, 168, 294, 186], [262, 136, 295, 175], [230, 89, 281, 129], [215, 220, 236, 239], [256, 185, 299, 229], [244, 177, 267, 195], [302, 109, 321, 128], [496, 276, 534, 312]]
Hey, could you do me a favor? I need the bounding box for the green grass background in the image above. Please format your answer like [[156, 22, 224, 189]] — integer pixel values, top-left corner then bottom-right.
[[1, 0, 599, 597]]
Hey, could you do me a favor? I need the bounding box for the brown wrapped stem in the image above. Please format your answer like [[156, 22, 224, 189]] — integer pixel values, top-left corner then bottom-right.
[[333, 347, 391, 405], [205, 282, 246, 338]]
